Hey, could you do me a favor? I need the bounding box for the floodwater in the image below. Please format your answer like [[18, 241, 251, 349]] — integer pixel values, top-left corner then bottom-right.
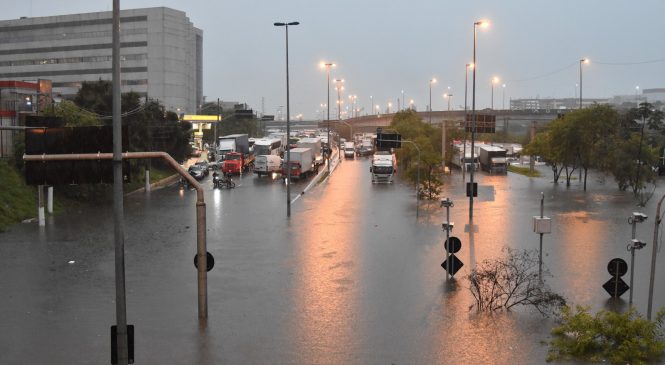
[[1, 157, 664, 364]]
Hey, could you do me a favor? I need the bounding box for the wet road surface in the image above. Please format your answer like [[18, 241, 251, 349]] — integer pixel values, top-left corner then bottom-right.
[[1, 158, 664, 364]]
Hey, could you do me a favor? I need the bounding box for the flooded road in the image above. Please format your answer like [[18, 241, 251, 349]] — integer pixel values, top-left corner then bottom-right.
[[1, 158, 664, 364]]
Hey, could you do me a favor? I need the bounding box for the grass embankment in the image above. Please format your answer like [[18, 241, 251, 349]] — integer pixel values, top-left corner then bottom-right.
[[124, 166, 175, 192], [0, 160, 36, 232], [508, 165, 542, 177]]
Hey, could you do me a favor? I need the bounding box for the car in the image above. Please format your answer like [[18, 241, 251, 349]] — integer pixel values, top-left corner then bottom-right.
[[194, 161, 210, 176], [188, 165, 205, 181]]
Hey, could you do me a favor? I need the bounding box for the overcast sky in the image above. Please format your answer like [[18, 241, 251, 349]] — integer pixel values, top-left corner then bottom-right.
[[5, 0, 665, 119]]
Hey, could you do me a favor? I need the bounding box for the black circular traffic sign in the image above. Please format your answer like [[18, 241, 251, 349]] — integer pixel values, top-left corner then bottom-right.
[[445, 237, 462, 253], [194, 252, 215, 272], [607, 258, 627, 277]]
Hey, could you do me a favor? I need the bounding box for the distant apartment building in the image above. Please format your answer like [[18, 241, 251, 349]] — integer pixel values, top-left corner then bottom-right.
[[0, 7, 202, 114]]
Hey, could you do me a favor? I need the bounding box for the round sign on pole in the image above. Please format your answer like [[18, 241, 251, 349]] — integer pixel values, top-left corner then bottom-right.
[[607, 258, 627, 277], [194, 252, 215, 272], [445, 237, 462, 253]]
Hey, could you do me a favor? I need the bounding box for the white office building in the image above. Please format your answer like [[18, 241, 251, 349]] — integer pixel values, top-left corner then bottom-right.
[[0, 7, 202, 113]]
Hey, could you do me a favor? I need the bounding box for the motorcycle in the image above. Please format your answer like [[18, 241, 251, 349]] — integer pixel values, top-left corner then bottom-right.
[[213, 173, 235, 189]]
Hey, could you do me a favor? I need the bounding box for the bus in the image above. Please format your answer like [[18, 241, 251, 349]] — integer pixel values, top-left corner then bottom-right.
[[253, 138, 282, 156]]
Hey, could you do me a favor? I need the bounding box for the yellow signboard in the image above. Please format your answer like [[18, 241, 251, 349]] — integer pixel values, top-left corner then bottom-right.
[[182, 114, 221, 122]]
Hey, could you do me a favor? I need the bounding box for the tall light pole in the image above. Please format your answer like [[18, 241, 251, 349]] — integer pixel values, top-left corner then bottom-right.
[[463, 63, 473, 181], [470, 20, 490, 221], [370, 95, 374, 115], [443, 93, 453, 111], [502, 84, 506, 110], [274, 20, 299, 218], [579, 58, 588, 109], [635, 85, 640, 106], [429, 78, 437, 123], [334, 79, 344, 120], [321, 62, 335, 174], [491, 76, 499, 109], [409, 99, 414, 110], [401, 90, 405, 111], [388, 102, 392, 114]]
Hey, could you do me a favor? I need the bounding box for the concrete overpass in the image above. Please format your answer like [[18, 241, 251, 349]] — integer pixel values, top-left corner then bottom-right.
[[318, 109, 565, 137]]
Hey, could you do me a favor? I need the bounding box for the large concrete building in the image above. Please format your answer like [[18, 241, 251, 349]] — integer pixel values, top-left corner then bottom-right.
[[0, 7, 202, 113]]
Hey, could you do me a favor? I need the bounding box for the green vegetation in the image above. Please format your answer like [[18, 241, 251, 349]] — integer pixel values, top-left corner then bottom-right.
[[507, 165, 541, 177], [389, 110, 443, 199], [547, 306, 665, 364], [525, 103, 664, 201], [0, 160, 36, 232]]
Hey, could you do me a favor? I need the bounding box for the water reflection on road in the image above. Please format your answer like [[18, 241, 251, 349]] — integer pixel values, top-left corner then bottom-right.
[[1, 157, 664, 364]]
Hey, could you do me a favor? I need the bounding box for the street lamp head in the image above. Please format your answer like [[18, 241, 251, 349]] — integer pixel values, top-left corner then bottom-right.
[[475, 20, 490, 28], [274, 21, 299, 27], [492, 76, 500, 84], [502, 83, 506, 88], [467, 63, 475, 69], [581, 58, 589, 64], [431, 78, 437, 84]]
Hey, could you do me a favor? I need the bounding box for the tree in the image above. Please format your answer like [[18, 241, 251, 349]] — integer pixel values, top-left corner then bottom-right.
[[41, 100, 99, 126], [390, 110, 443, 199], [466, 247, 566, 316], [547, 306, 665, 364], [524, 130, 564, 183]]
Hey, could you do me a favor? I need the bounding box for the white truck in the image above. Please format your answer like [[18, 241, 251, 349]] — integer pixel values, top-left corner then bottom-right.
[[344, 141, 356, 159], [254, 154, 282, 176], [370, 152, 396, 183], [282, 147, 316, 180], [479, 145, 508, 174], [297, 137, 323, 166]]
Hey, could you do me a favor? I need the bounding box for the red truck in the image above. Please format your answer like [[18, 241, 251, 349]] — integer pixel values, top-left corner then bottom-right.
[[222, 151, 255, 175]]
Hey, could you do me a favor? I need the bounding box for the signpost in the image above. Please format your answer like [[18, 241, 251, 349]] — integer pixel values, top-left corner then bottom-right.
[[603, 258, 629, 298], [441, 198, 463, 278]]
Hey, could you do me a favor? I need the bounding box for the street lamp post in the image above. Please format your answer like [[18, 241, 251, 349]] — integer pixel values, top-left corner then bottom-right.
[[274, 20, 300, 218], [429, 78, 437, 123], [470, 20, 489, 221], [370, 95, 374, 116], [491, 77, 499, 109], [401, 90, 405, 111], [388, 102, 392, 114], [579, 58, 588, 109], [502, 84, 506, 110], [444, 93, 453, 111], [334, 79, 344, 120], [321, 62, 335, 174], [463, 63, 473, 181]]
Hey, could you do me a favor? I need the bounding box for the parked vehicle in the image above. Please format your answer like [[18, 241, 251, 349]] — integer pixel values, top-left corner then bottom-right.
[[268, 132, 288, 154], [253, 138, 282, 156], [254, 154, 282, 176], [370, 151, 396, 183], [479, 145, 507, 174], [188, 165, 205, 181], [451, 145, 479, 171], [194, 161, 210, 176], [297, 137, 323, 166], [212, 172, 235, 189], [282, 147, 316, 180], [218, 134, 249, 160], [344, 142, 356, 159], [222, 151, 255, 175]]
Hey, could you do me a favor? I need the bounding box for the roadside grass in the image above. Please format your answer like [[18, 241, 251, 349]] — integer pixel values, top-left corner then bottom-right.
[[0, 160, 36, 232], [508, 165, 541, 177]]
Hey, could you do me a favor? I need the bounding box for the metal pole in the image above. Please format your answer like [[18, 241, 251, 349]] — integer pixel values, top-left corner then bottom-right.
[[429, 81, 432, 124], [326, 66, 331, 174], [446, 203, 450, 280], [579, 60, 583, 109], [539, 192, 544, 280], [216, 98, 220, 148], [112, 1, 128, 363], [37, 185, 45, 226], [647, 193, 665, 320], [285, 24, 292, 217], [463, 64, 469, 181], [629, 245, 636, 305], [470, 23, 478, 221]]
